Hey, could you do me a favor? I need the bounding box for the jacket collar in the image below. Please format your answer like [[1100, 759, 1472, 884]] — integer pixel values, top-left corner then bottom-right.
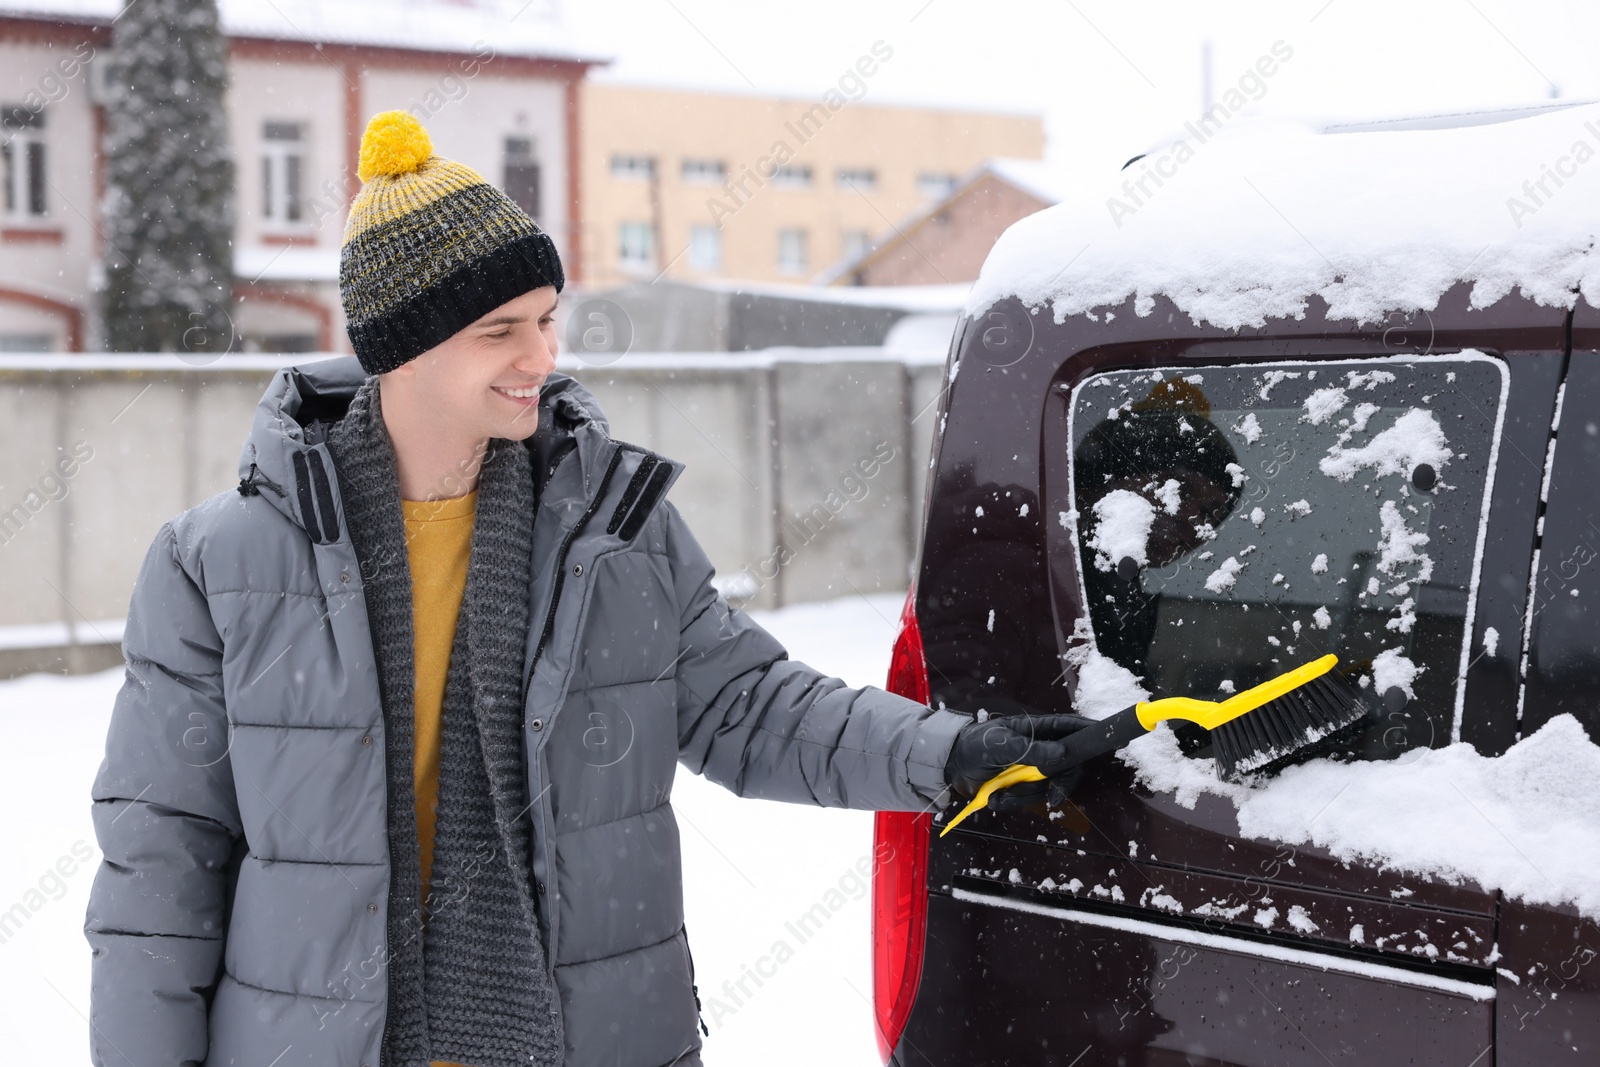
[[238, 355, 620, 538]]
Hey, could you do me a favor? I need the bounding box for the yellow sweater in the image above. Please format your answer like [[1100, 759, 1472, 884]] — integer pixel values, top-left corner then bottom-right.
[[402, 490, 478, 1067], [400, 491, 476, 918]]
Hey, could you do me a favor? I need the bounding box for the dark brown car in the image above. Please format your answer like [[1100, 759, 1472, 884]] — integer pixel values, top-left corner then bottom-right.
[[870, 110, 1600, 1066]]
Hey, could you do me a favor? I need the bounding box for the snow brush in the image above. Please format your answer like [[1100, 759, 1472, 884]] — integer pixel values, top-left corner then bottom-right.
[[939, 653, 1368, 837]]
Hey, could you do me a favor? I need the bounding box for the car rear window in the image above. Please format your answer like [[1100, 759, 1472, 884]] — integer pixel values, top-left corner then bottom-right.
[[1064, 355, 1506, 761]]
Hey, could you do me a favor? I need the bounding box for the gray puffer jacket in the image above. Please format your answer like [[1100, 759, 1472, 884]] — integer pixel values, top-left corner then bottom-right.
[[84, 356, 968, 1067]]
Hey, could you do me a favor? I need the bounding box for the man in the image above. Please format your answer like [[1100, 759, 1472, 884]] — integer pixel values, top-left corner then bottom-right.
[[85, 111, 1088, 1067]]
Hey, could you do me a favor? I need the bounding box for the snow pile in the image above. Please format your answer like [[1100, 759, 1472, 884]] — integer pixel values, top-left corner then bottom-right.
[[1067, 638, 1600, 920], [1258, 370, 1302, 400], [1151, 478, 1182, 515], [1287, 905, 1319, 934], [1347, 369, 1397, 391], [1302, 387, 1348, 425], [1375, 500, 1434, 582], [1204, 555, 1245, 593], [1321, 409, 1451, 482], [1385, 598, 1418, 634], [1370, 647, 1423, 699], [1064, 620, 1150, 718], [966, 104, 1600, 328], [1086, 489, 1155, 571], [1237, 715, 1600, 921], [1343, 402, 1382, 441]]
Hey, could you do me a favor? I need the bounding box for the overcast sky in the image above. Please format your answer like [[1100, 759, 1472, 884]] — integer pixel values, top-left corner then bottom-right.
[[559, 0, 1600, 179]]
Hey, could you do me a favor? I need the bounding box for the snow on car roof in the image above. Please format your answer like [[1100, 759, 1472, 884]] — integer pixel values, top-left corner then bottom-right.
[[0, 0, 604, 63], [965, 103, 1600, 330]]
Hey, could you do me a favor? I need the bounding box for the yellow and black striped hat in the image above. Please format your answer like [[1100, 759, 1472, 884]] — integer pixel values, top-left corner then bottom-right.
[[339, 111, 564, 373]]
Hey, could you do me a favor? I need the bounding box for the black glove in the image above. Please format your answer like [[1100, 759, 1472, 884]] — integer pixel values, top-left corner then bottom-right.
[[943, 697, 1098, 811]]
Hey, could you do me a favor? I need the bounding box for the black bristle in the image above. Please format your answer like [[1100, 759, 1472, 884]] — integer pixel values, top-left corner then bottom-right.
[[1212, 671, 1372, 782]]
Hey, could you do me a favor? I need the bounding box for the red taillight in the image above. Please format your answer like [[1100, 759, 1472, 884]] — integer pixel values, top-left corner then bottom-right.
[[883, 585, 930, 705], [873, 587, 932, 1063]]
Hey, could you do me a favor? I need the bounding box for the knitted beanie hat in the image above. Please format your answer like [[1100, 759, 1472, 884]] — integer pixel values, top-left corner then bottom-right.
[[339, 111, 564, 374]]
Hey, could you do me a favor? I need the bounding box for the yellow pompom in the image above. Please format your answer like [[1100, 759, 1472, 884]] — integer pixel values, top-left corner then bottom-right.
[[357, 111, 434, 183]]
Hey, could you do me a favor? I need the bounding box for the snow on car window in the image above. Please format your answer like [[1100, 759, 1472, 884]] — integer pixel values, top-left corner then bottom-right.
[[1065, 354, 1505, 765]]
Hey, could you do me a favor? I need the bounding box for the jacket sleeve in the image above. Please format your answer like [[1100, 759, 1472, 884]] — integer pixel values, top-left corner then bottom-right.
[[665, 500, 969, 811], [84, 521, 243, 1067]]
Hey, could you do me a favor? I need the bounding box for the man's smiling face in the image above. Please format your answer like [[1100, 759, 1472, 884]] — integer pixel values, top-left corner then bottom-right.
[[389, 285, 561, 443]]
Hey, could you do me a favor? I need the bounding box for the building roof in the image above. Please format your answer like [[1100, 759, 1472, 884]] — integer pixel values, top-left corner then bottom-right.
[[693, 276, 972, 313], [967, 102, 1600, 331], [818, 155, 1071, 285], [236, 245, 341, 284], [0, 0, 607, 63], [980, 156, 1076, 206]]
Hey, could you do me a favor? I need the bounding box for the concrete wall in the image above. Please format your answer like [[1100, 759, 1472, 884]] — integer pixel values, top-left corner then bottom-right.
[[0, 348, 947, 674], [578, 281, 918, 352]]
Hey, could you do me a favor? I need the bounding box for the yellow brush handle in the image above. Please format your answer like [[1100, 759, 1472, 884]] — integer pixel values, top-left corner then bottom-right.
[[1135, 653, 1337, 730], [936, 654, 1341, 839], [940, 763, 1045, 837]]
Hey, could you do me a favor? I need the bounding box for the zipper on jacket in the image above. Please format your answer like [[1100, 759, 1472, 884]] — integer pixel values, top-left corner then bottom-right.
[[683, 921, 710, 1037], [527, 446, 628, 683]]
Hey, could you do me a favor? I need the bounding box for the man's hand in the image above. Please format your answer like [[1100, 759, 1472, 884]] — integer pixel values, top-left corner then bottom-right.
[[943, 697, 1098, 811]]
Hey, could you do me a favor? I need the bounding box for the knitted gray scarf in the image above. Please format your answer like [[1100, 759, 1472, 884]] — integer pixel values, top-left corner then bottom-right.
[[324, 380, 564, 1067]]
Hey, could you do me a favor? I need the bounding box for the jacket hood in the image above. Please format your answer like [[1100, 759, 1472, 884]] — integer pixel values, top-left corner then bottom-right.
[[238, 355, 615, 530]]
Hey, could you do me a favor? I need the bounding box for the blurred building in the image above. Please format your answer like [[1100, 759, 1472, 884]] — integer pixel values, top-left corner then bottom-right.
[[821, 157, 1067, 286], [579, 81, 1043, 288], [0, 0, 603, 353]]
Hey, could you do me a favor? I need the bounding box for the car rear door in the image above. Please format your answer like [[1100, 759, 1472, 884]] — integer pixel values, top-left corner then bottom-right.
[[899, 317, 1568, 1065]]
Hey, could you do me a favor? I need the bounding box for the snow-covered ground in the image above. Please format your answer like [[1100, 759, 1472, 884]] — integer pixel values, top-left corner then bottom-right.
[[0, 592, 906, 1064]]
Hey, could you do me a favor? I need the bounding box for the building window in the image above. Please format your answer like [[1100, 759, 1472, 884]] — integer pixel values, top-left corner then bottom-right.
[[0, 333, 52, 352], [916, 171, 958, 200], [1, 106, 48, 218], [611, 154, 655, 180], [689, 224, 721, 271], [504, 135, 541, 219], [245, 332, 318, 354], [841, 228, 871, 262], [619, 221, 654, 269], [777, 228, 807, 275], [835, 167, 876, 191], [681, 158, 726, 184], [262, 120, 306, 225], [772, 164, 812, 189]]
